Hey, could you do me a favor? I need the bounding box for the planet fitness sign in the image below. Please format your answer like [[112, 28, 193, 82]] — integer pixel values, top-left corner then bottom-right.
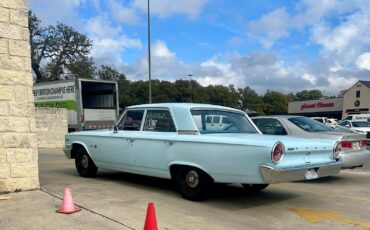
[[288, 98, 343, 114], [301, 102, 335, 110]]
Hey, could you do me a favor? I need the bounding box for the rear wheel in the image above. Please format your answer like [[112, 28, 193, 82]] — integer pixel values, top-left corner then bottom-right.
[[242, 184, 269, 194], [175, 167, 212, 201], [75, 147, 98, 177]]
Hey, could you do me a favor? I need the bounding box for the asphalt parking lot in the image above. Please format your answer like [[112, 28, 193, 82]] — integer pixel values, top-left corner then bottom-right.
[[0, 150, 370, 229], [34, 149, 370, 229]]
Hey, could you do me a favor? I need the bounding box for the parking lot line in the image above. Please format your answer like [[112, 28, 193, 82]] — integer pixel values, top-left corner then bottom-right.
[[290, 208, 370, 228]]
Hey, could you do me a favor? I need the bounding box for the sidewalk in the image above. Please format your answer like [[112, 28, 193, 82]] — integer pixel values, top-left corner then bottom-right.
[[0, 190, 130, 230]]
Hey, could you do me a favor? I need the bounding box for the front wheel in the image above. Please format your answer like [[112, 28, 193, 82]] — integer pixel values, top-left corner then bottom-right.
[[242, 184, 269, 194], [75, 147, 98, 177], [175, 167, 213, 201]]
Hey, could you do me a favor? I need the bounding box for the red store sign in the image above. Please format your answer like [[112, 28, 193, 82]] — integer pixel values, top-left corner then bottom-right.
[[301, 102, 335, 110]]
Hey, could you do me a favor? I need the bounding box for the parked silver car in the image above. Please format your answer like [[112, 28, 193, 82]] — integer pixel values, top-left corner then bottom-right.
[[252, 115, 370, 169], [337, 120, 370, 141]]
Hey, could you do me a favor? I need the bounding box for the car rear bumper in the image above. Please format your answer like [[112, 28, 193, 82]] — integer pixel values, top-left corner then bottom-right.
[[63, 146, 72, 159], [259, 161, 342, 184], [341, 151, 370, 169]]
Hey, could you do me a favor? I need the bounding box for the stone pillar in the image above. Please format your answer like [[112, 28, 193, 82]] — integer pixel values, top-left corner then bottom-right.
[[0, 0, 39, 192]]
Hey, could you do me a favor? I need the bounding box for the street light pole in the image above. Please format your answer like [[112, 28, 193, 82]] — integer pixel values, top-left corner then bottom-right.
[[188, 74, 193, 103], [147, 0, 152, 104]]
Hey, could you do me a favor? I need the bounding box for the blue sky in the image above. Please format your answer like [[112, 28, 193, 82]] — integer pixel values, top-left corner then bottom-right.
[[29, 0, 370, 95]]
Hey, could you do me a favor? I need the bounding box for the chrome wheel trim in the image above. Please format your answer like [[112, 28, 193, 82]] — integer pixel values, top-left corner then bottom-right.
[[185, 170, 199, 188], [80, 155, 89, 168]]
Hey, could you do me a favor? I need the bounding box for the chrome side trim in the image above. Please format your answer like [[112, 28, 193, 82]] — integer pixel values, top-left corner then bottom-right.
[[178, 130, 199, 135], [259, 161, 342, 184]]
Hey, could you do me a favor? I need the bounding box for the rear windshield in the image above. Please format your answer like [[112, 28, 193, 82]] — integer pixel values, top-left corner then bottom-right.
[[352, 121, 370, 127], [191, 110, 257, 134], [288, 117, 334, 132]]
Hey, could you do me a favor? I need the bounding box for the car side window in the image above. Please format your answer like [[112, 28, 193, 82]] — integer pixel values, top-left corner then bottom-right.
[[253, 118, 287, 135], [143, 110, 176, 132], [118, 110, 144, 131]]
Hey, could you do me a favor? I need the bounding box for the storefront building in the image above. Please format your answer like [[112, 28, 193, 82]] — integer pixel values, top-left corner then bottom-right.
[[288, 80, 370, 119], [342, 81, 370, 117], [288, 98, 343, 119]]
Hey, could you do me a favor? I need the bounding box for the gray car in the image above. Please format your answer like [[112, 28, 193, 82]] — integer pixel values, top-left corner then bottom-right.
[[252, 115, 370, 169]]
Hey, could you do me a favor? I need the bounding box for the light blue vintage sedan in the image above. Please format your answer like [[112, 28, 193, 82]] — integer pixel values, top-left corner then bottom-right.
[[64, 103, 342, 201]]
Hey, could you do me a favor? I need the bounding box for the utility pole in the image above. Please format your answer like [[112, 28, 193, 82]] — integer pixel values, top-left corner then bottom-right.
[[147, 0, 152, 104], [188, 74, 193, 103]]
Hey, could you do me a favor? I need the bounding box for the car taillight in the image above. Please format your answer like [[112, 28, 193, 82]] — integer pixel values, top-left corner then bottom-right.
[[333, 142, 341, 159], [271, 142, 284, 164], [341, 141, 352, 149], [360, 139, 367, 148]]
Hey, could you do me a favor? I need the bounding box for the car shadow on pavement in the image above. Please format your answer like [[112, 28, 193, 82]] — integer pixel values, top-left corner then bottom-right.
[[292, 175, 342, 184], [204, 184, 299, 210], [94, 170, 299, 207], [44, 168, 300, 208]]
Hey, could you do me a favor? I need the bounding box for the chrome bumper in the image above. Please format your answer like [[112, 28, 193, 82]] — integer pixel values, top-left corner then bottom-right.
[[63, 146, 72, 159], [259, 161, 342, 184], [341, 151, 370, 169]]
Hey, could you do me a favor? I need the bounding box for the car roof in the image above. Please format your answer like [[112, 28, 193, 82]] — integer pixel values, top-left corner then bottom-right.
[[126, 103, 242, 113], [251, 115, 303, 119], [125, 103, 245, 131]]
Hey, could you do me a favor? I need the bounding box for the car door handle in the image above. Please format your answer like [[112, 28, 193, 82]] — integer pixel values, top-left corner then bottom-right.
[[128, 139, 135, 143], [164, 140, 174, 145]]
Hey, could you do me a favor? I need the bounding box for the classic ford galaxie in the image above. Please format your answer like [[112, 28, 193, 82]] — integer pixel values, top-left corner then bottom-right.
[[64, 103, 342, 201]]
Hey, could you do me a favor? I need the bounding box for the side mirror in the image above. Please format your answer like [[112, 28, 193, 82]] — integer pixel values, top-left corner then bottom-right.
[[113, 120, 118, 133], [345, 125, 350, 128]]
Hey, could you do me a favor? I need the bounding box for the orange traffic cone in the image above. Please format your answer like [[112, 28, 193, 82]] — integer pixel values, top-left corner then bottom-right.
[[143, 202, 158, 230], [56, 187, 81, 214]]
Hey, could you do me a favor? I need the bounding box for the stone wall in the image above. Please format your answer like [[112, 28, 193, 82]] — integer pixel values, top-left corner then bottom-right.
[[0, 0, 39, 192], [35, 108, 67, 149]]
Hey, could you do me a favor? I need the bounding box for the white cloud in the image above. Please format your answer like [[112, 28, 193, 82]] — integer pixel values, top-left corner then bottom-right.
[[356, 52, 370, 70], [85, 15, 142, 69], [152, 41, 176, 58], [326, 76, 358, 92], [312, 20, 359, 54], [86, 16, 122, 38], [109, 0, 140, 25], [132, 0, 210, 19], [248, 8, 291, 49], [92, 37, 142, 67], [302, 73, 317, 85]]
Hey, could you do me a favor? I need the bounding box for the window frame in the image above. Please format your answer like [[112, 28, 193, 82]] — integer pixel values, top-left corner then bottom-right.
[[116, 109, 146, 131], [356, 90, 361, 98], [190, 109, 258, 134], [143, 108, 177, 133], [252, 118, 288, 135]]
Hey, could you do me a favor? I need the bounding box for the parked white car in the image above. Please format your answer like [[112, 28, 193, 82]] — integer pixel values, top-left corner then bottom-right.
[[311, 117, 338, 128], [342, 114, 370, 122], [338, 120, 370, 141]]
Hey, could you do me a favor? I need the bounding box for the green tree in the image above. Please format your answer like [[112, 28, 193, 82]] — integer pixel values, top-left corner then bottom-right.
[[263, 91, 288, 115], [45, 23, 92, 79], [295, 89, 324, 101], [29, 11, 50, 80], [66, 57, 96, 79], [29, 12, 93, 81], [238, 86, 263, 111], [97, 65, 126, 81]]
